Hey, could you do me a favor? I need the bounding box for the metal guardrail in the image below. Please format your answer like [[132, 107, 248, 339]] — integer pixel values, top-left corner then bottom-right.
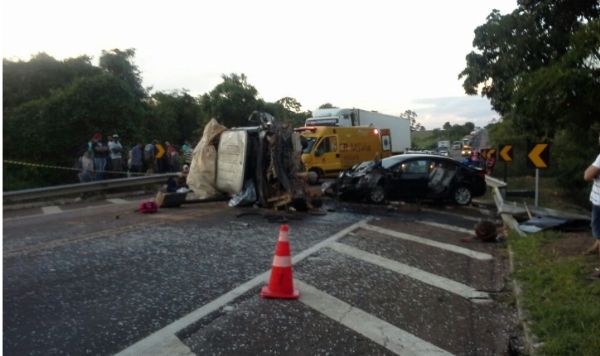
[[3, 173, 178, 203], [484, 175, 527, 237]]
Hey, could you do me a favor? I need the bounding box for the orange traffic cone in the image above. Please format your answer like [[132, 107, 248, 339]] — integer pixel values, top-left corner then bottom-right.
[[260, 224, 299, 299]]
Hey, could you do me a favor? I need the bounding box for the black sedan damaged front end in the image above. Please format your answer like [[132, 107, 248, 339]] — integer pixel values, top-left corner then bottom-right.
[[334, 153, 487, 205], [336, 160, 384, 201]]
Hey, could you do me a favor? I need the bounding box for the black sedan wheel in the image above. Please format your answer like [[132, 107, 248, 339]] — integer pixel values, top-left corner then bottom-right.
[[369, 185, 386, 204], [453, 186, 472, 205]]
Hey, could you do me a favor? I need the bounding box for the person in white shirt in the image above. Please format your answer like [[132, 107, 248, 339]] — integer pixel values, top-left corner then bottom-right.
[[108, 134, 123, 177], [584, 132, 600, 257]]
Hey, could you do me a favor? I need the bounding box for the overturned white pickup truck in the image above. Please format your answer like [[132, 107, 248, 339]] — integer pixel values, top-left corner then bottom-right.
[[187, 112, 316, 209]]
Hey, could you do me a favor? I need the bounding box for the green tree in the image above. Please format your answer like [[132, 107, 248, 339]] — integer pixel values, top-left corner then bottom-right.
[[200, 73, 260, 127], [261, 98, 310, 127], [4, 73, 146, 187], [99, 48, 147, 99], [401, 109, 422, 131], [318, 103, 337, 109], [464, 122, 475, 133], [459, 2, 599, 137], [149, 91, 204, 143], [443, 122, 452, 130], [3, 53, 99, 112], [276, 97, 303, 113]]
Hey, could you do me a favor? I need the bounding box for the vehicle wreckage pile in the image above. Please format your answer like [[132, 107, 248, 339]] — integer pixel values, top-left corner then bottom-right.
[[186, 112, 318, 210]]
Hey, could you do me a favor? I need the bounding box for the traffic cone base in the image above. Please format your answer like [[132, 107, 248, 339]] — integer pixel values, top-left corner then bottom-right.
[[260, 285, 299, 299]]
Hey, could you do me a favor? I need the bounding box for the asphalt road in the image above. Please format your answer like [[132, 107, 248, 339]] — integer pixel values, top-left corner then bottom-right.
[[3, 196, 518, 355]]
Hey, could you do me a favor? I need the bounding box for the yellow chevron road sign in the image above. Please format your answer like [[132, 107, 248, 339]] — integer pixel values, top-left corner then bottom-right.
[[527, 143, 550, 168], [499, 144, 513, 162]]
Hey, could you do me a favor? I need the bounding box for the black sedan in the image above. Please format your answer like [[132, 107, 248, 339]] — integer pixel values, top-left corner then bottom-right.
[[336, 154, 487, 205]]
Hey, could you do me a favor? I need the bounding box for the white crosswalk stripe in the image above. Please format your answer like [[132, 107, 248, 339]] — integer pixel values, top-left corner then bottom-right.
[[360, 223, 492, 261], [297, 280, 454, 356], [330, 242, 490, 301], [41, 206, 62, 214], [417, 220, 476, 235]]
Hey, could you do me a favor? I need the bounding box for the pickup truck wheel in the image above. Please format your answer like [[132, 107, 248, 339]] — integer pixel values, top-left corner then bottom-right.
[[453, 186, 472, 206], [369, 184, 386, 204]]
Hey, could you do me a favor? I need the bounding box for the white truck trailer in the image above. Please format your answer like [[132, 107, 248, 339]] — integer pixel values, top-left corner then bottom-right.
[[305, 108, 411, 154]]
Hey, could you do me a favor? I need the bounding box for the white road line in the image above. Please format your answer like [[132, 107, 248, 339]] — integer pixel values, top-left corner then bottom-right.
[[41, 206, 62, 215], [360, 224, 492, 261], [329, 242, 490, 301], [116, 218, 372, 356], [417, 220, 476, 235], [296, 280, 453, 356], [107, 198, 129, 204], [421, 208, 482, 222]]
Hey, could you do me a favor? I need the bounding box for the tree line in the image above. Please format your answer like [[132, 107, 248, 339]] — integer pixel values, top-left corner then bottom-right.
[[3, 50, 311, 189], [460, 0, 599, 204]]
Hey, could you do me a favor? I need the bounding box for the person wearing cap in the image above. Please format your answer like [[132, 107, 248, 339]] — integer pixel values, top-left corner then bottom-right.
[[108, 134, 123, 177]]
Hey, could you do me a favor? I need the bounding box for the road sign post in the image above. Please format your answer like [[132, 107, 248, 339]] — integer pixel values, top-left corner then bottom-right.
[[535, 168, 540, 207], [527, 143, 550, 207]]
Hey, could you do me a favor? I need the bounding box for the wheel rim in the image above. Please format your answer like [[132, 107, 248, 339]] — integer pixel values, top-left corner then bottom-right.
[[370, 186, 385, 203], [454, 187, 471, 205]]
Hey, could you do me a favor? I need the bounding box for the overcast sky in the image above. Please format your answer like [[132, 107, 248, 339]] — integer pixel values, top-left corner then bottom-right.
[[2, 0, 516, 129]]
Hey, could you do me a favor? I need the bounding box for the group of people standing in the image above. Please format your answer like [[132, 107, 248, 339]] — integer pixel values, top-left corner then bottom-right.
[[77, 133, 194, 182], [462, 150, 496, 175]]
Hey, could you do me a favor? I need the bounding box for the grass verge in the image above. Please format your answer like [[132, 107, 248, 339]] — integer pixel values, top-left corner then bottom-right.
[[509, 230, 600, 355]]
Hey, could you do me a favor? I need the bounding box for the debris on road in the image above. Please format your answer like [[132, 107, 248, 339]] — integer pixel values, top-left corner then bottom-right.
[[499, 202, 591, 234]]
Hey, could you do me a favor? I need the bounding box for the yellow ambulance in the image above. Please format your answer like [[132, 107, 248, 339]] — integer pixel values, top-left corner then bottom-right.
[[297, 126, 392, 180]]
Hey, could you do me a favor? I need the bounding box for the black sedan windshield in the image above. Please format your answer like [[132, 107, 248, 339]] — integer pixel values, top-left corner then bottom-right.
[[381, 156, 405, 169]]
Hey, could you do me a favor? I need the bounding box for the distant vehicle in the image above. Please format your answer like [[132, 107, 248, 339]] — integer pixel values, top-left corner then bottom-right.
[[461, 145, 473, 156], [437, 140, 450, 156], [452, 141, 462, 150], [336, 154, 486, 205], [462, 135, 473, 147], [305, 108, 411, 154], [437, 140, 450, 150], [296, 126, 392, 181]]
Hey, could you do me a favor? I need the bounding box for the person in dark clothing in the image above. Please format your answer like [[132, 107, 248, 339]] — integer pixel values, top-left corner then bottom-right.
[[91, 133, 108, 180], [129, 143, 143, 174]]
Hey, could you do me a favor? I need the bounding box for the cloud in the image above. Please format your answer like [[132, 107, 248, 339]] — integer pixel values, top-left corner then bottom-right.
[[409, 96, 499, 129]]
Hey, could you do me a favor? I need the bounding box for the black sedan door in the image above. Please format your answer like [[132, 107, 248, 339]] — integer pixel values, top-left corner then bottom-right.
[[388, 158, 431, 200], [426, 158, 459, 200]]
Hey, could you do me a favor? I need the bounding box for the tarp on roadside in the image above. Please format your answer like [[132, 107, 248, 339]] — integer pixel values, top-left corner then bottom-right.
[[187, 119, 227, 199]]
